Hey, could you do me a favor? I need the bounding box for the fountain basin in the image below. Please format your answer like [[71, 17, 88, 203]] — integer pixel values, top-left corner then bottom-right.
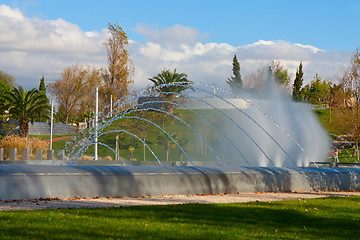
[[0, 165, 359, 201]]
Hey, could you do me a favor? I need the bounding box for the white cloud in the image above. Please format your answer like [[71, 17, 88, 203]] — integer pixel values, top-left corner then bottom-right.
[[130, 38, 352, 89], [294, 43, 324, 53], [0, 4, 24, 20], [0, 4, 353, 92], [245, 40, 275, 47], [0, 4, 107, 88], [134, 24, 207, 46]]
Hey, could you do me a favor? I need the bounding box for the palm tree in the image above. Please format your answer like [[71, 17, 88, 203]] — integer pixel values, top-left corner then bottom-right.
[[148, 69, 193, 95], [0, 86, 50, 137]]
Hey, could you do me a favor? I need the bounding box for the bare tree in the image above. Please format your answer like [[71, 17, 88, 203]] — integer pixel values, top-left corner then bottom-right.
[[341, 49, 360, 103], [334, 50, 360, 161]]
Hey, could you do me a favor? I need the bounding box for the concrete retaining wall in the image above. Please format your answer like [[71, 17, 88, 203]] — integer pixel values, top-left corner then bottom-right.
[[29, 122, 77, 135], [0, 165, 359, 200], [0, 121, 77, 135]]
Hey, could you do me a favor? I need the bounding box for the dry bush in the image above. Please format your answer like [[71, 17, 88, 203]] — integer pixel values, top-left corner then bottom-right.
[[0, 135, 48, 160], [80, 155, 93, 160], [78, 155, 113, 160], [0, 135, 28, 159], [29, 137, 49, 152], [29, 137, 49, 160]]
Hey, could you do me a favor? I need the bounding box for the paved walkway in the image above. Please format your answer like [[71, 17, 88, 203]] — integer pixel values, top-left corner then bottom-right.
[[1, 191, 359, 211], [44, 136, 72, 143]]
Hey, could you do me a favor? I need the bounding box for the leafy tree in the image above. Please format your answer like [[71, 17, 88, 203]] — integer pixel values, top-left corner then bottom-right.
[[243, 62, 290, 93], [301, 74, 331, 104], [0, 71, 16, 86], [226, 55, 243, 95], [271, 60, 291, 89], [329, 83, 348, 109], [0, 86, 50, 137], [292, 62, 304, 101], [148, 69, 193, 95], [0, 72, 15, 108], [331, 104, 359, 162], [48, 64, 99, 124], [101, 23, 134, 109], [0, 81, 12, 99], [48, 23, 132, 122]]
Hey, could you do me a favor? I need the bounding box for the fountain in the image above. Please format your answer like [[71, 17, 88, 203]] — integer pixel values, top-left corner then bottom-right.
[[65, 78, 329, 168], [0, 79, 359, 201]]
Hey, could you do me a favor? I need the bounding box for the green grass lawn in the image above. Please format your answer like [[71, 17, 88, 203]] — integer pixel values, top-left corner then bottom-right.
[[0, 196, 359, 239], [313, 109, 339, 135], [31, 135, 73, 153]]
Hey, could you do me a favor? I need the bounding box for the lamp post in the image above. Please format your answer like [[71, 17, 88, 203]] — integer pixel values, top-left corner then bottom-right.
[[110, 94, 113, 118], [94, 87, 98, 160], [50, 99, 54, 150]]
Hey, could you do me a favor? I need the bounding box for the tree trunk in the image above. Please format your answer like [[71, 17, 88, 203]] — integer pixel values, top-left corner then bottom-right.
[[143, 142, 146, 161], [165, 144, 169, 161], [19, 122, 29, 138], [179, 149, 183, 165], [65, 113, 69, 125]]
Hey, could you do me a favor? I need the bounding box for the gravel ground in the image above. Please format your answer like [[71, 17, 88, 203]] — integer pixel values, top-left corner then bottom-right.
[[1, 191, 360, 211]]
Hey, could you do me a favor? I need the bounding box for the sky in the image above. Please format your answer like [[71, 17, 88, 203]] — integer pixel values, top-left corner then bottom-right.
[[0, 0, 359, 90]]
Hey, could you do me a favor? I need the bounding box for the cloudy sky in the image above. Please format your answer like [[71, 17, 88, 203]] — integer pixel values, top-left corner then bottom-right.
[[0, 0, 358, 91]]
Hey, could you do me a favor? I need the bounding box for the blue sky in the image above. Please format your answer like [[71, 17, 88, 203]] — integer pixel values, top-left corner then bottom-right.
[[0, 1, 358, 89], [4, 0, 359, 51]]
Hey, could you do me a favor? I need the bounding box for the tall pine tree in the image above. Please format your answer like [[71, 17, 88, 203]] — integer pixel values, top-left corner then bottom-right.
[[39, 76, 46, 92], [37, 76, 50, 122], [292, 62, 304, 101], [226, 55, 243, 95]]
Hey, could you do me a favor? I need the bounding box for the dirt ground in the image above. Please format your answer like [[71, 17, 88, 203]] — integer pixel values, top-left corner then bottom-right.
[[1, 191, 360, 211]]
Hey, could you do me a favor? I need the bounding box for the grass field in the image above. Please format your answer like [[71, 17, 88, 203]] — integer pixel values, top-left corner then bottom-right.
[[33, 135, 72, 151], [0, 196, 359, 239]]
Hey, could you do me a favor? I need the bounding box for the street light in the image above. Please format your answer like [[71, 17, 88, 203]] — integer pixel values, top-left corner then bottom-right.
[[50, 100, 54, 150], [94, 87, 98, 160]]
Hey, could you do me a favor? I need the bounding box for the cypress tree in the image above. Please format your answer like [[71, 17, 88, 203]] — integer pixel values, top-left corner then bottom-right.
[[39, 76, 46, 92], [292, 62, 304, 101], [37, 76, 50, 122], [226, 55, 243, 95]]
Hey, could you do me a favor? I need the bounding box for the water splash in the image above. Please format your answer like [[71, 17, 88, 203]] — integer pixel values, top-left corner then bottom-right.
[[64, 79, 330, 167]]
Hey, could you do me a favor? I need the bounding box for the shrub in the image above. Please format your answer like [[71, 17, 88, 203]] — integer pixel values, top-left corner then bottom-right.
[[0, 135, 48, 160], [30, 137, 49, 152], [80, 155, 93, 160]]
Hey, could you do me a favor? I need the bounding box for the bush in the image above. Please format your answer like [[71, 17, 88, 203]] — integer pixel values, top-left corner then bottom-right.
[[30, 137, 49, 152], [0, 135, 48, 160]]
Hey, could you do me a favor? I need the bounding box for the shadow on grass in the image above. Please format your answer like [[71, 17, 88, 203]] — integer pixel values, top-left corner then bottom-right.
[[1, 196, 359, 239]]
